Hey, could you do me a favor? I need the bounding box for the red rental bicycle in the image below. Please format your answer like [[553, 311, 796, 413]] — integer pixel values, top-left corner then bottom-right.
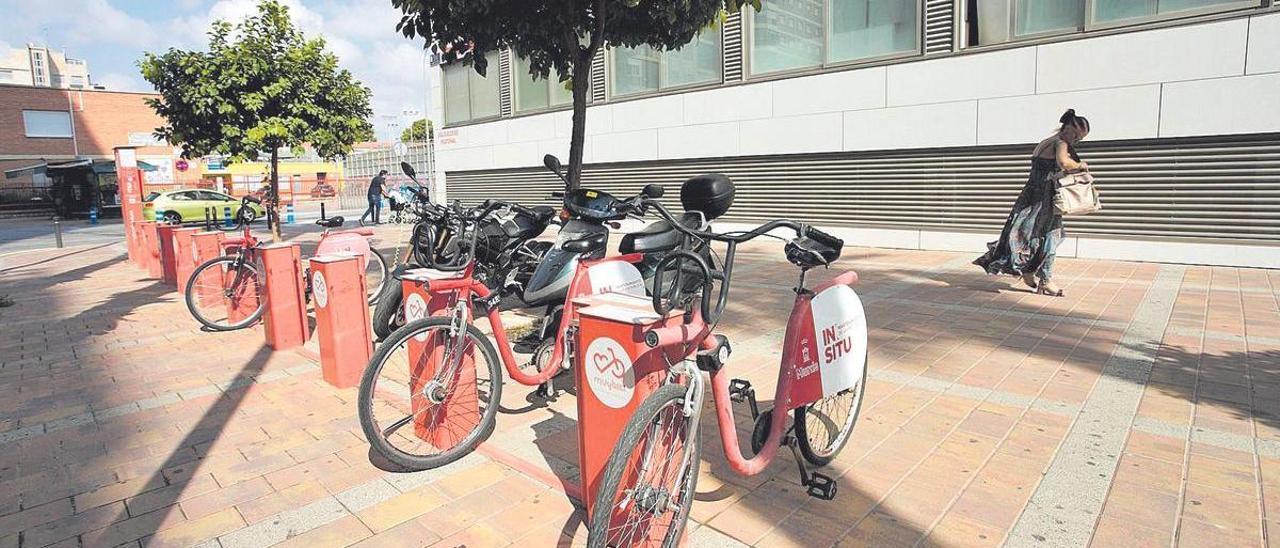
[[586, 202, 868, 547], [183, 195, 389, 331], [355, 188, 693, 471]]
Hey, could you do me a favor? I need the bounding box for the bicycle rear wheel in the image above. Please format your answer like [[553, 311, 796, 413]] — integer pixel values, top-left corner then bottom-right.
[[794, 351, 867, 466], [357, 317, 503, 470], [588, 383, 700, 548], [365, 248, 388, 304], [184, 254, 265, 331]]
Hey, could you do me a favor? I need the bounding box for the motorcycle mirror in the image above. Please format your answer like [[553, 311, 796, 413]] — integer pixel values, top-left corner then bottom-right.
[[400, 161, 417, 180], [543, 154, 562, 174], [642, 184, 665, 199]]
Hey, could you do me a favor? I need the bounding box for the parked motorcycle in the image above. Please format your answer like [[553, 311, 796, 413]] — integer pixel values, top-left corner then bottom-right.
[[371, 162, 557, 338]]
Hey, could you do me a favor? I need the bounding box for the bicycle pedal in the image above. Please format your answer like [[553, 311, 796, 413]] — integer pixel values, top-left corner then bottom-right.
[[805, 473, 838, 501], [728, 379, 752, 402]]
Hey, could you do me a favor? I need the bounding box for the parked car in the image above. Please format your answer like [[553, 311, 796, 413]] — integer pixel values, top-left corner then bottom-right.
[[310, 182, 336, 198], [143, 189, 267, 224]]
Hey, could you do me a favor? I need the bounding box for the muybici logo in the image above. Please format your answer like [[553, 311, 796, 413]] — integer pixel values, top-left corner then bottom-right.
[[584, 337, 635, 408]]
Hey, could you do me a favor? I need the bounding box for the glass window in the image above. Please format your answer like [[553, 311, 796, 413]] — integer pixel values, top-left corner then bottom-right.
[[22, 110, 73, 138], [442, 51, 501, 125], [751, 0, 919, 75], [612, 28, 722, 96], [514, 55, 573, 112], [1093, 0, 1248, 23], [1015, 0, 1083, 35]]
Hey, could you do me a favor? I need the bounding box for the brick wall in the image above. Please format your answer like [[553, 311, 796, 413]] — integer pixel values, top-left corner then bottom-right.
[[0, 84, 170, 160]]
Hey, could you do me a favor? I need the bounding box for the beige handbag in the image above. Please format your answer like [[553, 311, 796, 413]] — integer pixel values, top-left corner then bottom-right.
[[1054, 170, 1101, 216]]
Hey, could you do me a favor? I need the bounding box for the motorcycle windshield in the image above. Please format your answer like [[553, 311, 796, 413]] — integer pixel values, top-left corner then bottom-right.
[[522, 220, 606, 306]]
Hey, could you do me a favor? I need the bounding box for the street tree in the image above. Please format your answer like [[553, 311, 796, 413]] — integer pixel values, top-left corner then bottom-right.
[[401, 118, 434, 142], [140, 0, 373, 240], [393, 0, 760, 189]]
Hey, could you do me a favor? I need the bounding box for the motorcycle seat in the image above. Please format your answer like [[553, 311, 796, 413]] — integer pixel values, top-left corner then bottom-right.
[[315, 216, 345, 228], [530, 205, 556, 224], [563, 232, 608, 253], [619, 212, 704, 254]]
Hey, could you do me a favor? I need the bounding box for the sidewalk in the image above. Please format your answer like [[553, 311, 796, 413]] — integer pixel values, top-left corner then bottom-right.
[[0, 230, 1276, 547]]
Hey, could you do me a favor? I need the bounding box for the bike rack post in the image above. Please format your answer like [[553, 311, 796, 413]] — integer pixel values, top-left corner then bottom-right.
[[400, 268, 478, 448], [259, 243, 309, 350], [190, 231, 226, 308], [171, 227, 202, 294], [139, 220, 162, 279], [319, 202, 327, 221], [204, 207, 212, 231], [309, 254, 372, 388], [156, 223, 181, 286], [572, 292, 686, 527]]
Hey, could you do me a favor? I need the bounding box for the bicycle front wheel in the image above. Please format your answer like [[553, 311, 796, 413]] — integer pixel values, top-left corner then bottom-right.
[[357, 317, 503, 471], [365, 248, 388, 304], [588, 383, 700, 548], [184, 254, 265, 331], [794, 351, 867, 466]]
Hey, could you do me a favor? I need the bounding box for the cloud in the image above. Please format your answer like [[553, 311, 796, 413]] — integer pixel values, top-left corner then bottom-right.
[[95, 71, 149, 92], [0, 0, 159, 50]]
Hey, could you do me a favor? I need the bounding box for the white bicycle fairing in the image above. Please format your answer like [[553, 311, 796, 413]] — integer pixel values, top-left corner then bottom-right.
[[809, 284, 867, 398]]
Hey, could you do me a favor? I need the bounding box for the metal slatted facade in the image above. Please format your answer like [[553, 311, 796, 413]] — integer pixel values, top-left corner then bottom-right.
[[923, 0, 955, 55], [723, 9, 744, 82], [497, 49, 514, 117], [591, 49, 607, 103], [444, 134, 1280, 242]]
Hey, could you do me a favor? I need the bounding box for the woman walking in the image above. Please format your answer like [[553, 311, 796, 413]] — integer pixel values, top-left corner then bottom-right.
[[974, 109, 1090, 297]]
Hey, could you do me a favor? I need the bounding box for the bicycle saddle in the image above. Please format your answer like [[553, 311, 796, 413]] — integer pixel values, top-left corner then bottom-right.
[[619, 212, 705, 254], [563, 232, 608, 253], [785, 236, 842, 268], [315, 216, 345, 228]]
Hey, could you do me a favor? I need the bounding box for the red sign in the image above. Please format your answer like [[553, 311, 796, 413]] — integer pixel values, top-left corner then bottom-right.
[[175, 159, 190, 172]]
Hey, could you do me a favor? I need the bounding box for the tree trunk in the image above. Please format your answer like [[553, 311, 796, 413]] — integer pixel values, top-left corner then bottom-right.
[[566, 53, 591, 191], [270, 147, 282, 241]]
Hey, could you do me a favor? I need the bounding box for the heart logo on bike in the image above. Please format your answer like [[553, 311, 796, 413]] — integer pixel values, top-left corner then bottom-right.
[[583, 337, 635, 408]]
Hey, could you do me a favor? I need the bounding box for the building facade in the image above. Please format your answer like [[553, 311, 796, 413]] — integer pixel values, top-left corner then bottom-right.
[[0, 44, 93, 89], [433, 0, 1280, 268]]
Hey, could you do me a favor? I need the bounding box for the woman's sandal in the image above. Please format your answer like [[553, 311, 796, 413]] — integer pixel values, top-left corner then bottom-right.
[[1037, 282, 1064, 297]]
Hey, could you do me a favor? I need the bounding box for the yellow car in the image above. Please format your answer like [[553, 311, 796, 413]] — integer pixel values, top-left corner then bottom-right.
[[143, 189, 267, 224]]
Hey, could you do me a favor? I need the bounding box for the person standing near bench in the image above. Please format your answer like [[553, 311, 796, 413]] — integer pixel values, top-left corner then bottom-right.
[[361, 170, 391, 225]]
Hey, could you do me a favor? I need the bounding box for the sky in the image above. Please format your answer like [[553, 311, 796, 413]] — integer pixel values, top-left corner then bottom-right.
[[0, 0, 433, 141]]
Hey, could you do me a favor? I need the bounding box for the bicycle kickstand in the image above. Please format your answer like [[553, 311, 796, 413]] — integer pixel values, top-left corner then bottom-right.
[[785, 435, 838, 501]]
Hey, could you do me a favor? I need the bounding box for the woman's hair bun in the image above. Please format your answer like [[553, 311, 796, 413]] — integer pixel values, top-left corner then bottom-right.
[[1059, 109, 1077, 124]]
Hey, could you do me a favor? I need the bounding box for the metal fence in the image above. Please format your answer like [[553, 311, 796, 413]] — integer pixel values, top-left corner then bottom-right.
[[338, 141, 436, 211]]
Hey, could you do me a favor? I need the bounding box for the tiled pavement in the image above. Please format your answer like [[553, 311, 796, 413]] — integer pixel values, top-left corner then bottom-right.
[[0, 228, 1277, 547]]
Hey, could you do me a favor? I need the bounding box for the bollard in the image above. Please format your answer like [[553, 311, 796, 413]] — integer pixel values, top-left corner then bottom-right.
[[223, 206, 233, 228], [157, 224, 180, 286], [401, 268, 477, 448], [190, 232, 226, 307], [573, 292, 685, 524], [310, 254, 372, 388], [52, 216, 63, 248], [89, 207, 98, 225], [319, 202, 326, 221], [204, 207, 212, 231], [259, 243, 309, 350], [171, 228, 202, 294], [285, 204, 295, 225]]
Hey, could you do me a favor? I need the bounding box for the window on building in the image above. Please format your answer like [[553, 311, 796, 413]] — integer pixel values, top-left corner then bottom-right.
[[70, 75, 85, 88], [612, 28, 723, 96], [22, 110, 73, 138], [751, 0, 919, 75], [514, 55, 573, 112], [966, 0, 1256, 46], [442, 51, 501, 125]]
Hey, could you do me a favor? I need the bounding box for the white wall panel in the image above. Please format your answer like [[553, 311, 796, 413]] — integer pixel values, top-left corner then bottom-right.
[[1037, 19, 1247, 93], [772, 67, 886, 117], [658, 122, 741, 160], [843, 101, 977, 151], [1160, 72, 1280, 137], [886, 48, 1036, 107], [610, 94, 685, 132], [436, 146, 494, 172], [553, 106, 609, 138], [976, 86, 1160, 145], [1247, 13, 1280, 75], [592, 129, 658, 163], [682, 83, 775, 125], [489, 141, 539, 169], [506, 113, 558, 143], [739, 113, 843, 156]]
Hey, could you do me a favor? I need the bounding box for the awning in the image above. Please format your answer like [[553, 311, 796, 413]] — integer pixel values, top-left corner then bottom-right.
[[4, 159, 157, 179]]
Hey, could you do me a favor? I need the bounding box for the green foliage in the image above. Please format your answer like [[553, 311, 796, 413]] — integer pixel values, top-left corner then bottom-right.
[[139, 0, 374, 163], [401, 118, 434, 142], [393, 0, 760, 187]]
